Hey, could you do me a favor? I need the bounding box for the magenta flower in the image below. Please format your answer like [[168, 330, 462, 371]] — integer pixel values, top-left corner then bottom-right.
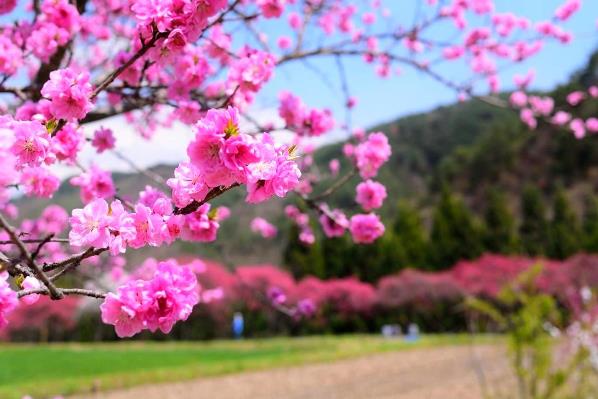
[[41, 68, 93, 120], [92, 127, 116, 153], [100, 262, 199, 337], [0, 271, 18, 329], [354, 132, 391, 179], [349, 213, 385, 244], [355, 180, 387, 212]]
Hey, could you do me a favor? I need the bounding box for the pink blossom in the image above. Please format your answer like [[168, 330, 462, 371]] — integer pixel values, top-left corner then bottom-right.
[[570, 118, 586, 139], [10, 121, 51, 169], [354, 132, 391, 179], [52, 125, 83, 162], [167, 162, 209, 208], [355, 180, 387, 211], [21, 277, 42, 305], [349, 213, 385, 244], [329, 159, 340, 176], [567, 91, 585, 106], [528, 96, 554, 116], [245, 138, 301, 203], [20, 167, 60, 198], [555, 0, 581, 21], [40, 68, 93, 120], [277, 36, 292, 50], [27, 24, 70, 63], [0, 271, 18, 329], [129, 204, 164, 248], [250, 217, 277, 239], [0, 36, 23, 76], [257, 0, 285, 18], [107, 200, 136, 255], [319, 207, 349, 238], [68, 198, 111, 248], [288, 12, 302, 29], [38, 205, 69, 234], [552, 111, 571, 125], [92, 127, 116, 153], [182, 203, 220, 242], [586, 118, 598, 133], [100, 262, 199, 338], [0, 0, 16, 14], [229, 49, 276, 93], [510, 91, 527, 108], [70, 165, 115, 203], [520, 108, 537, 130]]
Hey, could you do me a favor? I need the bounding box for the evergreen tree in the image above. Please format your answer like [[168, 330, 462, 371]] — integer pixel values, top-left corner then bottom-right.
[[350, 232, 407, 282], [547, 189, 581, 259], [393, 201, 429, 268], [583, 194, 598, 252], [519, 186, 548, 256], [283, 225, 325, 278], [321, 235, 355, 278], [483, 189, 519, 253], [429, 187, 484, 269]]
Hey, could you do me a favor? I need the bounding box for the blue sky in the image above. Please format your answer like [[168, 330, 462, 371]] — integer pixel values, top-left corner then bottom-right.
[[258, 0, 598, 134]]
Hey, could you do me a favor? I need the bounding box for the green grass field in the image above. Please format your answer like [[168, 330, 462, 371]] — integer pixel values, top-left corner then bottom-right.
[[0, 334, 498, 399]]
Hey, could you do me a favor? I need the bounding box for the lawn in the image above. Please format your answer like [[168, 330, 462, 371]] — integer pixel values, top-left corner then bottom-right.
[[0, 334, 498, 399]]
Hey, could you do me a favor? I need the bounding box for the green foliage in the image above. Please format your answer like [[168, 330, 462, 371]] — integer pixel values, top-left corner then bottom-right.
[[283, 225, 325, 279], [547, 189, 581, 259], [467, 266, 597, 399], [483, 189, 519, 254], [429, 187, 483, 269], [393, 201, 429, 268], [582, 194, 598, 252], [520, 186, 548, 256]]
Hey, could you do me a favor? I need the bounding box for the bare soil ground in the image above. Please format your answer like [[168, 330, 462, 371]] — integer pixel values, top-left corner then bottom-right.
[[75, 344, 512, 399]]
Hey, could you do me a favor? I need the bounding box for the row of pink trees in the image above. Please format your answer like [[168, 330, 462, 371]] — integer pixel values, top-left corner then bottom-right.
[[0, 0, 596, 337], [3, 253, 598, 340]]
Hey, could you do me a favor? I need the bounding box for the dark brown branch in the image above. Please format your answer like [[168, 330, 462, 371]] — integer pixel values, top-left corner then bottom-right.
[[42, 247, 107, 272], [173, 184, 240, 215], [18, 287, 106, 299], [0, 214, 63, 299]]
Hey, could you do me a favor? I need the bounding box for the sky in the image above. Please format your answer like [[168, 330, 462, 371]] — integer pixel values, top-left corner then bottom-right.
[[4, 0, 598, 178], [258, 0, 598, 135]]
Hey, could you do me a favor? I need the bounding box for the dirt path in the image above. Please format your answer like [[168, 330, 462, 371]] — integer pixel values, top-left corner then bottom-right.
[[76, 344, 512, 399]]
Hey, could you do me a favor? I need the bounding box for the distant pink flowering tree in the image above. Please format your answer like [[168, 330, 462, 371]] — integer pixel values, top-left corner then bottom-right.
[[0, 0, 593, 337]]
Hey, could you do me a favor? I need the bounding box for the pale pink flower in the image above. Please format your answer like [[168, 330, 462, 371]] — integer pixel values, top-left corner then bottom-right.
[[21, 277, 42, 305], [250, 217, 277, 239], [20, 167, 60, 198], [70, 165, 115, 203], [69, 198, 111, 248]]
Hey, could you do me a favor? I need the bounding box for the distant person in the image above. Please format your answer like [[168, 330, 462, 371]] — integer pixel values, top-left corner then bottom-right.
[[232, 312, 244, 339], [405, 323, 420, 342]]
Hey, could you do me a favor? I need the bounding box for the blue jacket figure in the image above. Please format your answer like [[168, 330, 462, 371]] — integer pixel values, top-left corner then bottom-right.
[[232, 312, 244, 339]]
